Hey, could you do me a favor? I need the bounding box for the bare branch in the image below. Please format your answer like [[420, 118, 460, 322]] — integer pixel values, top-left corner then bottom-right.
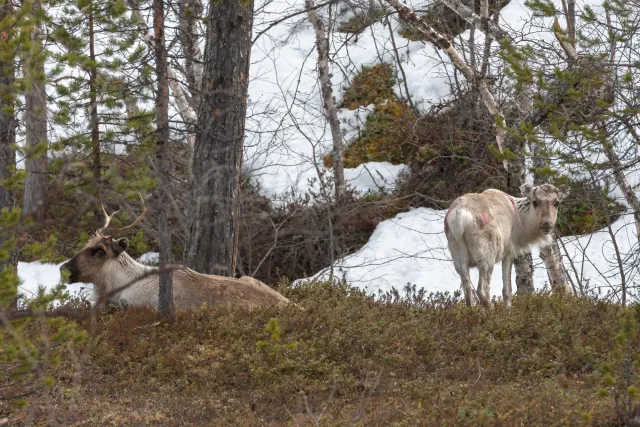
[[439, 0, 512, 42]]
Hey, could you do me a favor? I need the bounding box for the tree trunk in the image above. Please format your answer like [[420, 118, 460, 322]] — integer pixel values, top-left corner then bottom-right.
[[305, 0, 345, 199], [23, 6, 48, 222], [185, 0, 254, 276], [0, 0, 18, 279], [153, 0, 174, 317]]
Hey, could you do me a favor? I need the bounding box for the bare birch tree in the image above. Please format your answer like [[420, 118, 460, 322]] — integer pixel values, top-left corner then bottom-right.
[[126, 0, 198, 152], [306, 0, 346, 199]]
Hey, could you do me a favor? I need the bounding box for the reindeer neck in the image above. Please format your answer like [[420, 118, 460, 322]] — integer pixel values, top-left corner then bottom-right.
[[117, 251, 156, 274], [98, 252, 157, 298]]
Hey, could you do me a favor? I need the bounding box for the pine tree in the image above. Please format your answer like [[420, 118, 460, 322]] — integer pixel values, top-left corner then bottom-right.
[[47, 0, 153, 198]]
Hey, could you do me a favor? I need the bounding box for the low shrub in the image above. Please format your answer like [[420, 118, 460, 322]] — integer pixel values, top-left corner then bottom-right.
[[3, 284, 629, 425]]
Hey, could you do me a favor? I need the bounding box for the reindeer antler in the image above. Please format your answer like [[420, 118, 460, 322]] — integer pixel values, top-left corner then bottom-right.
[[115, 193, 147, 233], [97, 191, 120, 239], [96, 192, 146, 239]]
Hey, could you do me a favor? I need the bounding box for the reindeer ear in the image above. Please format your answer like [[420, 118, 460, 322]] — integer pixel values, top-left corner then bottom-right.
[[557, 185, 570, 201], [112, 238, 129, 255], [520, 184, 534, 198]]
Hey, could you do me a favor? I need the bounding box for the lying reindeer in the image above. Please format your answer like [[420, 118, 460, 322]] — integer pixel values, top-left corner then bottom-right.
[[60, 194, 291, 310], [444, 184, 568, 309]]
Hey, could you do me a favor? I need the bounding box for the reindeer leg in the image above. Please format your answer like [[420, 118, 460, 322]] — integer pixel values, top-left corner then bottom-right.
[[461, 270, 475, 307], [477, 263, 494, 309], [449, 238, 476, 306], [502, 257, 513, 309]]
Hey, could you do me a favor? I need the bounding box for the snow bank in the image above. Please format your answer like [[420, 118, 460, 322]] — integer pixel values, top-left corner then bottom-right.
[[296, 207, 638, 300]]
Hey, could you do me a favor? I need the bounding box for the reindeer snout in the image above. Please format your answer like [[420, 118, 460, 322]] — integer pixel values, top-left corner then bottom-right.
[[540, 221, 553, 233], [60, 259, 79, 283]]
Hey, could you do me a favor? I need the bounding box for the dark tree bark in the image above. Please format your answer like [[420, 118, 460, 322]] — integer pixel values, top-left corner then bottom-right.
[[185, 0, 254, 276], [23, 5, 48, 221], [0, 0, 18, 280], [153, 0, 175, 317]]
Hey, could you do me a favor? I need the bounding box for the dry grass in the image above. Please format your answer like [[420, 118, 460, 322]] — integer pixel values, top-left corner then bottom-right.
[[3, 282, 630, 425]]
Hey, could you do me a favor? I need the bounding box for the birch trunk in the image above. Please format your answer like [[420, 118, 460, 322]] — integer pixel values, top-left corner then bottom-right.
[[185, 0, 254, 276], [305, 0, 345, 198], [153, 0, 175, 317], [177, 0, 203, 106], [23, 8, 48, 222]]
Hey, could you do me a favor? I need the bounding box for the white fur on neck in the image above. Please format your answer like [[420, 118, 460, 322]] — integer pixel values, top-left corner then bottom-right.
[[94, 252, 157, 305]]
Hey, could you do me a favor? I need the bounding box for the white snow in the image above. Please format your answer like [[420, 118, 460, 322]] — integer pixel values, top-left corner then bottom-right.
[[138, 252, 160, 266], [346, 162, 408, 194], [295, 208, 638, 301], [18, 261, 93, 302]]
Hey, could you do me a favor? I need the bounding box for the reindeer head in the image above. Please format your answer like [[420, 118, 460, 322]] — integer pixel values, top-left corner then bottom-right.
[[520, 183, 569, 234], [60, 193, 146, 284]]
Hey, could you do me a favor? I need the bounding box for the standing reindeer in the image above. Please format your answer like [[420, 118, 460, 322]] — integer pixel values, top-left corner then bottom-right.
[[444, 184, 568, 308], [60, 194, 291, 310]]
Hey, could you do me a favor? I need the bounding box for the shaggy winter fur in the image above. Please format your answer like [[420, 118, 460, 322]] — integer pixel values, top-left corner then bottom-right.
[[60, 235, 291, 310], [444, 184, 568, 308]]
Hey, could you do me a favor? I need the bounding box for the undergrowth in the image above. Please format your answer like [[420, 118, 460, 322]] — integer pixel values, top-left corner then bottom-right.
[[2, 282, 633, 425]]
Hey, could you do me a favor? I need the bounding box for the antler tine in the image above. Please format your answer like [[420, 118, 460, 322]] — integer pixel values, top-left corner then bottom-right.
[[116, 192, 147, 233], [97, 191, 120, 239]]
